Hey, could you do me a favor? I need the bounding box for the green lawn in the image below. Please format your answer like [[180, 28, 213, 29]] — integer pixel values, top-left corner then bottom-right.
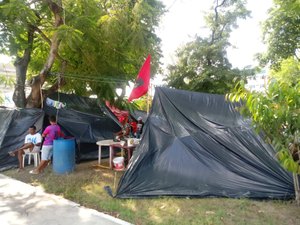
[[3, 160, 300, 225]]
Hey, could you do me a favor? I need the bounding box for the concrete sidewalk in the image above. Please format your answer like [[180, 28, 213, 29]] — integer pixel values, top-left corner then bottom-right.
[[0, 174, 132, 225]]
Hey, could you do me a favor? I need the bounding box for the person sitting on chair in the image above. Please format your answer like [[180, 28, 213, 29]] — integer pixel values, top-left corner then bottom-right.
[[8, 125, 42, 172]]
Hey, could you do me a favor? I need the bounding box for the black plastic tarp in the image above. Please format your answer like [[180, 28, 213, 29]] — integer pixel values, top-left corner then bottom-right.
[[44, 93, 121, 160], [0, 93, 121, 170], [0, 108, 44, 171], [130, 109, 148, 123], [115, 87, 294, 199]]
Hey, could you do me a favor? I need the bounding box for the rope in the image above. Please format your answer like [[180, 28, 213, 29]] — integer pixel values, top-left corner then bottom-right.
[[56, 72, 61, 121], [55, 0, 65, 121], [49, 72, 128, 82], [40, 84, 43, 109], [167, 0, 178, 10]]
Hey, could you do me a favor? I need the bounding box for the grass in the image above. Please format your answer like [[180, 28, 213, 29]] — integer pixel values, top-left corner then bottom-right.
[[3, 160, 300, 225]]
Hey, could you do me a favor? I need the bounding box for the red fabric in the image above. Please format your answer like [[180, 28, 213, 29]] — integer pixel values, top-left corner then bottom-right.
[[128, 54, 151, 102], [130, 121, 137, 133], [105, 101, 129, 122]]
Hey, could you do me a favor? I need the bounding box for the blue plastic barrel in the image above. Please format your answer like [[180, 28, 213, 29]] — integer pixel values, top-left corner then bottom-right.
[[53, 138, 75, 174]]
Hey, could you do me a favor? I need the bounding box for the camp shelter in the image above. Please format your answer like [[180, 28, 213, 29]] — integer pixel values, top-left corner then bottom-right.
[[0, 108, 44, 171], [43, 93, 121, 161], [0, 93, 121, 171], [115, 87, 294, 199], [105, 101, 129, 122], [105, 101, 147, 123], [130, 109, 147, 123]]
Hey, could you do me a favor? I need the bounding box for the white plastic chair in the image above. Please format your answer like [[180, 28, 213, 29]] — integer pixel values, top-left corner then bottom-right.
[[22, 151, 41, 168]]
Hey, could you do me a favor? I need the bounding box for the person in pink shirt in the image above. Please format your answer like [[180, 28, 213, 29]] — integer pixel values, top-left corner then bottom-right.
[[30, 115, 64, 174]]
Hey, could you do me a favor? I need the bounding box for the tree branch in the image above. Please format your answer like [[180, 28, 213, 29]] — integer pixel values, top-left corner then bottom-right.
[[39, 0, 64, 84], [211, 0, 227, 44], [34, 25, 66, 63], [43, 60, 67, 97], [26, 0, 65, 108], [34, 26, 51, 45], [44, 0, 64, 26]]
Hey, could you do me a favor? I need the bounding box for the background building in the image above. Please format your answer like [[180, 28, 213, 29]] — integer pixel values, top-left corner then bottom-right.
[[245, 68, 268, 92], [0, 62, 15, 107]]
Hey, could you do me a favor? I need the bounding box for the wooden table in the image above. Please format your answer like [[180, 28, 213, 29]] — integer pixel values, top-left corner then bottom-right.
[[110, 143, 137, 169], [96, 139, 120, 168]]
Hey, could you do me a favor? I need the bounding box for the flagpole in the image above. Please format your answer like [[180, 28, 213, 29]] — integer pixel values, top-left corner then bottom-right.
[[146, 83, 151, 114]]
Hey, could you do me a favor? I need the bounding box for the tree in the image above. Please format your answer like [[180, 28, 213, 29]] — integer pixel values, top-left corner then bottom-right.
[[166, 0, 251, 94], [0, 0, 66, 107], [0, 0, 40, 107], [229, 0, 300, 203], [0, 0, 164, 108], [259, 0, 300, 69], [228, 58, 300, 204], [57, 0, 164, 104]]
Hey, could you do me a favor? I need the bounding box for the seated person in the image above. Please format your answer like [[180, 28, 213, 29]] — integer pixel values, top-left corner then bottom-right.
[[8, 125, 42, 172], [135, 117, 144, 139], [114, 117, 130, 141]]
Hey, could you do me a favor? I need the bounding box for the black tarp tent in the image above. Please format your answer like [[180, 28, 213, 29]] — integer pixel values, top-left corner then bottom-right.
[[130, 109, 148, 123], [0, 108, 44, 171], [115, 87, 294, 199], [43, 93, 121, 161], [0, 93, 120, 171]]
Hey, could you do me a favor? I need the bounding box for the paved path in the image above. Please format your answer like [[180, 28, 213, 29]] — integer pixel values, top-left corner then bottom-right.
[[0, 174, 132, 225]]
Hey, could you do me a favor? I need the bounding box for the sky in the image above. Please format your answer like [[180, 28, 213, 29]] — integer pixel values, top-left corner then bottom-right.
[[0, 54, 11, 64], [158, 0, 273, 70]]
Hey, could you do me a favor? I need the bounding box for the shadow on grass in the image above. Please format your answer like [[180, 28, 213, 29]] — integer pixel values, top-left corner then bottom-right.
[[3, 160, 300, 225]]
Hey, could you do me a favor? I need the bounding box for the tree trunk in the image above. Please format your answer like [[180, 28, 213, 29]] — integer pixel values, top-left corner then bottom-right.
[[13, 59, 27, 108], [13, 25, 35, 108], [26, 0, 64, 108], [26, 76, 43, 108]]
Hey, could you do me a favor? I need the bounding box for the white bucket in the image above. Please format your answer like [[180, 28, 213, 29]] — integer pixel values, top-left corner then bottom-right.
[[113, 157, 124, 170]]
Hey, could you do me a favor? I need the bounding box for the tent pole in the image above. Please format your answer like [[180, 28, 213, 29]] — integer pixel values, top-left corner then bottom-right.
[[146, 92, 149, 114], [146, 83, 152, 115]]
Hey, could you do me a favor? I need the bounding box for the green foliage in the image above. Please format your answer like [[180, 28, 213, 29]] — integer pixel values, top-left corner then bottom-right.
[[50, 0, 164, 102], [0, 74, 15, 104], [0, 0, 165, 103], [269, 58, 300, 84], [130, 95, 150, 111], [166, 0, 252, 94], [228, 58, 300, 174], [0, 0, 43, 56], [259, 0, 300, 69], [0, 74, 15, 87]]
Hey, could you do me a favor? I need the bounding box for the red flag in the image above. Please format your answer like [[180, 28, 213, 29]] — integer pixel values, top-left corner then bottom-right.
[[128, 54, 151, 102]]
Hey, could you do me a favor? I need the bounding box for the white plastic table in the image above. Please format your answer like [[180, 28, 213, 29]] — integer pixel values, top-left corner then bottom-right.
[[96, 139, 120, 168]]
